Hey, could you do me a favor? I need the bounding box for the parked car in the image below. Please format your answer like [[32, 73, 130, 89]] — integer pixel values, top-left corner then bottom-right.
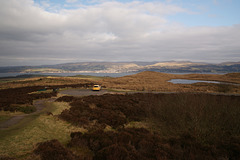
[[92, 85, 101, 91]]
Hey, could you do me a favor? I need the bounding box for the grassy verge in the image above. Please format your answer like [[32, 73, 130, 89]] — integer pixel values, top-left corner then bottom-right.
[[7, 104, 36, 114], [0, 111, 23, 123], [0, 79, 16, 83], [28, 89, 53, 94], [0, 101, 86, 158], [106, 88, 140, 92]]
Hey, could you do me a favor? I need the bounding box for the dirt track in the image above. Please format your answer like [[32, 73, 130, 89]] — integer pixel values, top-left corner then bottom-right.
[[0, 98, 56, 130], [0, 89, 115, 130], [0, 89, 112, 130], [1, 88, 239, 130], [0, 89, 119, 129]]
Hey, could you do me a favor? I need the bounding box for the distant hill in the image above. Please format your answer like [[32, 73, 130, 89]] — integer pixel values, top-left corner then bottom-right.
[[0, 61, 239, 73]]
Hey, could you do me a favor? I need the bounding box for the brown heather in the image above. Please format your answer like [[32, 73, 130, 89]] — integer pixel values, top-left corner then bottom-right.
[[55, 93, 240, 160]]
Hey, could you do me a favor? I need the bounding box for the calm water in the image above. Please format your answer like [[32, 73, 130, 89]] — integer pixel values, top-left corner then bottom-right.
[[0, 72, 227, 78], [168, 79, 240, 86], [168, 79, 221, 84], [0, 72, 137, 78]]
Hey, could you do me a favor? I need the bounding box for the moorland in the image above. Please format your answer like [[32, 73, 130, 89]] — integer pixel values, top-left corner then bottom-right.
[[0, 71, 240, 160]]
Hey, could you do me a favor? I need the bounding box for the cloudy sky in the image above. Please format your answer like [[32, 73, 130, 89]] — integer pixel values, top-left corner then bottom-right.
[[0, 0, 240, 66]]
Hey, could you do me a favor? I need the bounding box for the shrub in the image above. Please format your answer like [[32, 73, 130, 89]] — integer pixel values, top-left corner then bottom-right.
[[0, 86, 57, 112], [59, 93, 240, 159], [8, 104, 36, 114], [34, 139, 81, 160], [17, 105, 36, 114], [217, 83, 233, 93], [69, 128, 237, 160]]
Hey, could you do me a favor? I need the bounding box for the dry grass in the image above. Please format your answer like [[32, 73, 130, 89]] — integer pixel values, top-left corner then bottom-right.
[[101, 71, 177, 91], [0, 102, 86, 158], [124, 121, 149, 129], [1, 71, 240, 94], [101, 71, 240, 93], [0, 76, 97, 89], [28, 89, 53, 94], [0, 111, 23, 123], [1, 71, 239, 159]]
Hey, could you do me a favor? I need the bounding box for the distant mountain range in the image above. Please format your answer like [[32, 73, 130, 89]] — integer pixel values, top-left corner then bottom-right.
[[0, 61, 240, 73]]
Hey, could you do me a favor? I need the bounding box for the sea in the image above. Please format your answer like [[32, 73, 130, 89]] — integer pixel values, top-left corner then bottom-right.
[[0, 72, 229, 78], [1, 72, 233, 86], [0, 72, 138, 78]]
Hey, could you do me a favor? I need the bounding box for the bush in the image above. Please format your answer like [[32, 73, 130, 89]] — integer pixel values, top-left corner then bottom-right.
[[34, 139, 81, 160], [0, 86, 57, 112], [58, 93, 240, 159], [217, 83, 233, 93], [69, 128, 236, 160], [0, 83, 94, 112], [17, 105, 36, 114], [8, 104, 36, 114]]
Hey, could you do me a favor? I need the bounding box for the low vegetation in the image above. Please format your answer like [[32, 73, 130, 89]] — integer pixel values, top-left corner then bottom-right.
[[0, 102, 86, 158], [0, 82, 94, 112], [101, 71, 240, 93], [0, 76, 95, 89], [8, 104, 36, 114], [53, 93, 240, 160], [0, 71, 240, 159], [1, 71, 240, 93], [0, 86, 57, 112], [0, 111, 23, 123]]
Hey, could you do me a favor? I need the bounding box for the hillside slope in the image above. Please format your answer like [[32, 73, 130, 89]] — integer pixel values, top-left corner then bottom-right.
[[0, 61, 240, 73]]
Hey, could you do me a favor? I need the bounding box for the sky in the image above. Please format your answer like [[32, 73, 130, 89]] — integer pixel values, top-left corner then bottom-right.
[[0, 0, 240, 66]]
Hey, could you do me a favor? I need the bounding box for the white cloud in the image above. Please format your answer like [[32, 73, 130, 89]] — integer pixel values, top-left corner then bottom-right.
[[0, 0, 239, 66]]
